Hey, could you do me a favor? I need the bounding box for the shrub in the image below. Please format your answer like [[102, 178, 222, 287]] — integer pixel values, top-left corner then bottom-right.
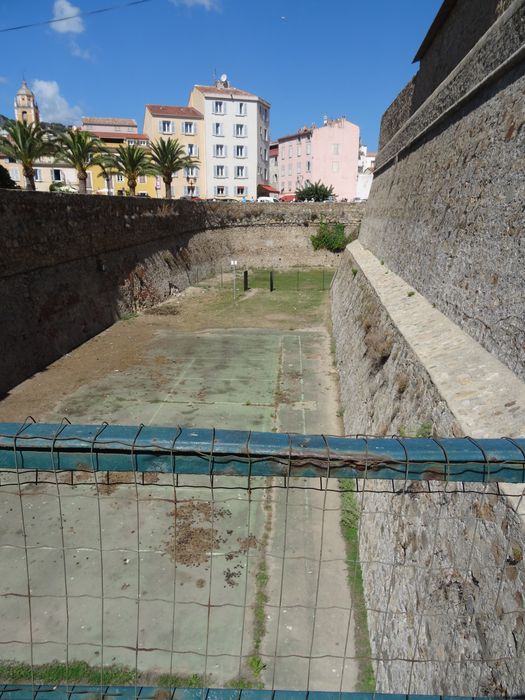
[[296, 180, 335, 202], [0, 164, 15, 189], [311, 219, 349, 252]]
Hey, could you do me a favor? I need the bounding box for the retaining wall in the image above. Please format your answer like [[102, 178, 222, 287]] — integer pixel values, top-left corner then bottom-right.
[[0, 191, 363, 397]]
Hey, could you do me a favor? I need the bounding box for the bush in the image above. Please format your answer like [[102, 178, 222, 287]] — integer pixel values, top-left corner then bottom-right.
[[310, 219, 349, 252], [0, 164, 15, 189], [296, 180, 335, 202]]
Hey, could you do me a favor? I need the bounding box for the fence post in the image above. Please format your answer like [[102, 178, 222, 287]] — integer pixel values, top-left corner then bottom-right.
[[270, 270, 274, 293], [297, 270, 299, 291], [243, 270, 248, 292], [322, 270, 325, 291]]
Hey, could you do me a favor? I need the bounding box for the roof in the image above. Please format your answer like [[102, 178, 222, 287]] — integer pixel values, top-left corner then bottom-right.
[[89, 130, 149, 141], [17, 80, 33, 97], [82, 116, 137, 127], [413, 0, 457, 62], [194, 85, 270, 106], [146, 105, 203, 119], [278, 128, 312, 143]]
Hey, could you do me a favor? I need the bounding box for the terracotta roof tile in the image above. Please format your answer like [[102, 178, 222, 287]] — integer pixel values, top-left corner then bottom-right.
[[90, 131, 149, 141], [146, 104, 203, 119]]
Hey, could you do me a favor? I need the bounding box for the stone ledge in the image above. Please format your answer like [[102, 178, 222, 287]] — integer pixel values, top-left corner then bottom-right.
[[349, 240, 525, 439]]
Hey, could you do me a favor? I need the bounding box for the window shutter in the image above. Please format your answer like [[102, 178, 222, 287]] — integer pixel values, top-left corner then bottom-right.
[[224, 166, 228, 178], [158, 121, 162, 132], [244, 166, 248, 178], [196, 186, 200, 196], [195, 145, 199, 157], [223, 144, 227, 157], [244, 146, 247, 157]]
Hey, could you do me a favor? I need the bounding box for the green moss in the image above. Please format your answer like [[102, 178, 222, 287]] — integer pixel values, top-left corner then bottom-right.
[[339, 480, 376, 692]]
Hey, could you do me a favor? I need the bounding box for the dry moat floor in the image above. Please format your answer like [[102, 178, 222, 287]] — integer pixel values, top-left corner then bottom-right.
[[0, 269, 360, 691]]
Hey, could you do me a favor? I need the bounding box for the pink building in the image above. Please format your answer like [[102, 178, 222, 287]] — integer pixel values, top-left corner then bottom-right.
[[277, 117, 360, 201]]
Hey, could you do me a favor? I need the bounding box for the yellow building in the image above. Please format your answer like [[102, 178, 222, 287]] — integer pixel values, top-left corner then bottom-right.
[[81, 116, 158, 197], [143, 104, 205, 198]]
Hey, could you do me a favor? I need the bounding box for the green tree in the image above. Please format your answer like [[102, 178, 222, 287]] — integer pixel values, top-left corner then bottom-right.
[[0, 164, 16, 189], [0, 120, 55, 191], [92, 152, 117, 195], [55, 129, 101, 194], [108, 143, 153, 196], [296, 180, 335, 202], [149, 138, 196, 199]]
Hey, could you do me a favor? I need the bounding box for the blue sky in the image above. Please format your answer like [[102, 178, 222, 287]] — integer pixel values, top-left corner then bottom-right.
[[0, 0, 442, 149]]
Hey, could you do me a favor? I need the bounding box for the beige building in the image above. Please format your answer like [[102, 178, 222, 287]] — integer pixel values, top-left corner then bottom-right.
[[143, 104, 205, 197]]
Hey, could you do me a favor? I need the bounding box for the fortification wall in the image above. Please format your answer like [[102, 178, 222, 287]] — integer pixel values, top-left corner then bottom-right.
[[361, 0, 525, 378], [0, 190, 363, 397], [332, 243, 525, 694]]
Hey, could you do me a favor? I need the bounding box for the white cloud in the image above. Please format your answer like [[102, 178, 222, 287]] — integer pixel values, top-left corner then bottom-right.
[[32, 80, 82, 125], [170, 0, 219, 9], [52, 0, 84, 34], [70, 41, 93, 61]]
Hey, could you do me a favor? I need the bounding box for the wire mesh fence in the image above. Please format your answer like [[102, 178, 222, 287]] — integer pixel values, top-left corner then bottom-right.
[[0, 421, 524, 699], [216, 269, 334, 294]]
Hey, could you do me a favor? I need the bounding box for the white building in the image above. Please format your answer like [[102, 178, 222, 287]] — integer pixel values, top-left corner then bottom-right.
[[356, 144, 377, 200], [189, 77, 270, 200]]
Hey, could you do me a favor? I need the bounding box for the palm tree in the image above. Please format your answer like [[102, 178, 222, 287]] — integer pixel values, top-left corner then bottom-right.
[[149, 138, 196, 199], [0, 120, 55, 191], [107, 143, 153, 196], [55, 129, 101, 194], [92, 152, 116, 196]]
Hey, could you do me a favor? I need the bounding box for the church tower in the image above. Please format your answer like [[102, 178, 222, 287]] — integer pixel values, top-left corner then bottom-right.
[[14, 80, 40, 124]]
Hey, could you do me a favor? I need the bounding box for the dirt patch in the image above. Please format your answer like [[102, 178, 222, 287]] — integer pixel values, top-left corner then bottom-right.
[[164, 500, 231, 567]]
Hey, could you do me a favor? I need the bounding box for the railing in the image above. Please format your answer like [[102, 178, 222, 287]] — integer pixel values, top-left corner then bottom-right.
[[0, 421, 523, 700]]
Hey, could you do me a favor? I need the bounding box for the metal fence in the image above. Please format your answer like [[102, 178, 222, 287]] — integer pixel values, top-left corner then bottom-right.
[[0, 421, 524, 699]]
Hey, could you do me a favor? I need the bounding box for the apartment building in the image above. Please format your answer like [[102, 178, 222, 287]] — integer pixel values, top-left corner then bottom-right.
[[143, 104, 205, 198], [277, 117, 360, 201], [80, 116, 155, 196], [269, 141, 279, 189], [188, 76, 270, 200]]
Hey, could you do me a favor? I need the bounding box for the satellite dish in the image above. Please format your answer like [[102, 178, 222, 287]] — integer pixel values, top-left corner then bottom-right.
[[220, 73, 228, 83]]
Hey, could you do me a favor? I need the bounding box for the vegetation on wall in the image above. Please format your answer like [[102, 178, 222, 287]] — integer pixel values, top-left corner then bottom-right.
[[310, 217, 350, 252]]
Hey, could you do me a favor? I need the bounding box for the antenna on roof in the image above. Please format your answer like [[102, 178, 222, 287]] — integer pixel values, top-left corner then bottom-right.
[[212, 68, 217, 83]]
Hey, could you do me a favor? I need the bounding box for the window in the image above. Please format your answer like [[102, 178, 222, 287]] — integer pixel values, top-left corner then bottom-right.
[[332, 143, 340, 155], [297, 162, 302, 173], [10, 167, 19, 181], [138, 175, 147, 184], [52, 168, 63, 182], [235, 165, 246, 178], [306, 160, 311, 172], [127, 139, 136, 145], [263, 148, 267, 160], [235, 123, 246, 137], [288, 145, 292, 158], [263, 128, 268, 140], [288, 163, 292, 176], [237, 102, 246, 116], [214, 165, 226, 178], [187, 143, 199, 157], [234, 145, 245, 158], [160, 120, 173, 134], [214, 185, 227, 196], [306, 142, 311, 155], [236, 186, 246, 196], [184, 121, 195, 135], [213, 122, 223, 136], [184, 166, 199, 177], [297, 144, 301, 157], [281, 164, 285, 176], [214, 144, 225, 157], [288, 181, 292, 191], [213, 101, 224, 114], [332, 161, 339, 172], [184, 185, 197, 196], [139, 140, 148, 146], [116, 174, 124, 183]]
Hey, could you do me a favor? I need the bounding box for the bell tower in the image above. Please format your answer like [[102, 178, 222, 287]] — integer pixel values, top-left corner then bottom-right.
[[14, 80, 40, 124]]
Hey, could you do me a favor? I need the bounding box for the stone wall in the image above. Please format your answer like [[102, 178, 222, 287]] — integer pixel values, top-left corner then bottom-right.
[[332, 244, 525, 695], [0, 190, 363, 397], [362, 0, 525, 379]]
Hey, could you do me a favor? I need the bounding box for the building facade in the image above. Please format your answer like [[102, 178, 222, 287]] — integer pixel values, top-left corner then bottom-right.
[[269, 141, 279, 189], [356, 144, 377, 200], [188, 77, 270, 200], [277, 117, 360, 201], [142, 104, 205, 198]]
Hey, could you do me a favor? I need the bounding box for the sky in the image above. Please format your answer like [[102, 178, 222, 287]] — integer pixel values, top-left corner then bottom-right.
[[0, 0, 443, 150]]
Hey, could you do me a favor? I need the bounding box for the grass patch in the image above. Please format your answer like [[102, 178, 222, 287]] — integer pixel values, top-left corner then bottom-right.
[[247, 268, 334, 292], [0, 661, 206, 688], [339, 480, 376, 692], [120, 311, 138, 321]]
